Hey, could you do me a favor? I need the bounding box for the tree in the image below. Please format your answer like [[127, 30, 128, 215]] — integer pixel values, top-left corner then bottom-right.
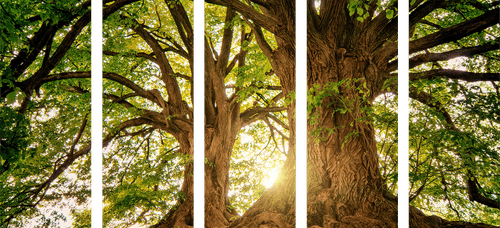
[[5, 0, 496, 227], [1, 1, 286, 227], [206, 0, 499, 227], [0, 1, 145, 226]]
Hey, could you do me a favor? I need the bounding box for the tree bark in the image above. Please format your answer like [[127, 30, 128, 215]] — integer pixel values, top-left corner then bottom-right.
[[153, 106, 243, 228], [170, 1, 499, 227], [230, 34, 498, 228]]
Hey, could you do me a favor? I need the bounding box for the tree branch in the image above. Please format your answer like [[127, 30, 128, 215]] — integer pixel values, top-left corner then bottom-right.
[[69, 113, 89, 156], [205, 0, 277, 36], [3, 0, 137, 98], [410, 87, 500, 209], [240, 106, 286, 127], [125, 15, 184, 105], [410, 8, 499, 54], [216, 7, 236, 74], [103, 50, 157, 63], [263, 116, 289, 140], [467, 172, 500, 209], [409, 38, 499, 69], [266, 113, 288, 131], [164, 0, 193, 54], [103, 72, 159, 103], [410, 69, 499, 82]]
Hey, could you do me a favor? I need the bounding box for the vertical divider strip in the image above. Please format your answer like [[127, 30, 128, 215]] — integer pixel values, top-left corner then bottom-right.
[[296, 0, 307, 227], [194, 0, 205, 227], [398, 1, 410, 227], [91, 0, 103, 227]]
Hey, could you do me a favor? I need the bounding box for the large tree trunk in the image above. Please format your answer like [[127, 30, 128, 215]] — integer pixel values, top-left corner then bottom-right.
[[231, 40, 450, 228], [154, 111, 241, 228], [157, 133, 239, 228]]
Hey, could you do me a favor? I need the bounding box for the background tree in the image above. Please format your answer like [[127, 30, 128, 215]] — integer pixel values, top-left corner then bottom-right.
[[0, 1, 144, 226]]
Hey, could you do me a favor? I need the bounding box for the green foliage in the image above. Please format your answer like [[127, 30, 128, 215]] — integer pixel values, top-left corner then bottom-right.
[[0, 0, 401, 227], [0, 106, 34, 173], [4, 0, 497, 226], [348, 0, 370, 22], [307, 78, 372, 143], [410, 80, 500, 224]]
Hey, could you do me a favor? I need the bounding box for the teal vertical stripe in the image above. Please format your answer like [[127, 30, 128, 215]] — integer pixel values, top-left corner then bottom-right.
[[398, 0, 409, 228], [92, 0, 102, 228], [194, 0, 205, 228], [295, 0, 307, 228]]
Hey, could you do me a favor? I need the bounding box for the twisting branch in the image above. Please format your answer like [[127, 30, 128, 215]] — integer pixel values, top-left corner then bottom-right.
[[240, 106, 286, 127], [1, 143, 90, 226], [263, 116, 289, 141], [266, 113, 289, 131], [124, 15, 184, 106], [3, 0, 134, 99], [69, 113, 89, 156], [103, 72, 160, 104]]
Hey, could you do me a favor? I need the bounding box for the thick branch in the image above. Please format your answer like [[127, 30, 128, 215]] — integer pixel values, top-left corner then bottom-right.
[[410, 9, 499, 54], [205, 0, 277, 36], [3, 0, 137, 98], [410, 38, 499, 69], [467, 172, 500, 209], [240, 106, 286, 127], [103, 50, 157, 63], [410, 69, 499, 82], [127, 16, 183, 105], [103, 72, 159, 103], [216, 7, 236, 74], [165, 0, 193, 54], [375, 8, 500, 64]]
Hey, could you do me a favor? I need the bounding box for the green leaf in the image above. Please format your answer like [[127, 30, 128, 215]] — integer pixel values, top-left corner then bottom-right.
[[386, 9, 394, 19], [6, 91, 17, 104], [357, 7, 363, 16]]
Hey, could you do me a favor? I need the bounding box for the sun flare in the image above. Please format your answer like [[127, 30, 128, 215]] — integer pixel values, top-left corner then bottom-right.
[[263, 167, 280, 188]]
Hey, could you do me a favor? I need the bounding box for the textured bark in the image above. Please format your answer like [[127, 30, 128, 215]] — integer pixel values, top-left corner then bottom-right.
[[224, 1, 500, 227], [194, 0, 498, 227], [154, 120, 243, 228]]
